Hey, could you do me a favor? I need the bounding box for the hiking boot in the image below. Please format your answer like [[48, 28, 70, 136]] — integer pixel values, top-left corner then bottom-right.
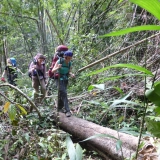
[[66, 112, 71, 117], [58, 108, 66, 113]]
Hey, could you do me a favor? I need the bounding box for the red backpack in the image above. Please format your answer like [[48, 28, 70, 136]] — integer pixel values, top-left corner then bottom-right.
[[48, 45, 68, 79]]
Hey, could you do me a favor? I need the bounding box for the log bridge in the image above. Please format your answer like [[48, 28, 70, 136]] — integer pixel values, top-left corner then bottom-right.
[[51, 112, 138, 160]]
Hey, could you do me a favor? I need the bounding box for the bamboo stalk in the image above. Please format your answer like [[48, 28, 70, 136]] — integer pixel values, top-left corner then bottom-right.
[[78, 32, 160, 73]]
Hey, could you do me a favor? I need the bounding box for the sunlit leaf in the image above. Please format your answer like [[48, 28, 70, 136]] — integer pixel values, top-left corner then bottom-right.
[[16, 104, 27, 115], [38, 142, 45, 149], [48, 144, 53, 153], [62, 153, 67, 160], [119, 127, 140, 136], [8, 105, 17, 121], [80, 134, 118, 142], [88, 85, 95, 91], [89, 84, 105, 90], [66, 136, 76, 160], [75, 143, 83, 160], [86, 64, 153, 77], [130, 0, 160, 20], [100, 25, 160, 37], [111, 99, 140, 107], [3, 102, 11, 113], [113, 87, 123, 94]]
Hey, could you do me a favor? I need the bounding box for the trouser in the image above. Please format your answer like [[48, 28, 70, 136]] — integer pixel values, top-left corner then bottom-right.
[[56, 79, 70, 112], [8, 74, 17, 86], [32, 78, 46, 103]]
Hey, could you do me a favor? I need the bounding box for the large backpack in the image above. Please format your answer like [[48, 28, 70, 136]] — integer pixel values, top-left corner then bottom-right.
[[48, 45, 68, 79], [28, 54, 45, 79]]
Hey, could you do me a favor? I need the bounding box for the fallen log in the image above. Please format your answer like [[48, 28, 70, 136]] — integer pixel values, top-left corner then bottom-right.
[[51, 112, 138, 160]]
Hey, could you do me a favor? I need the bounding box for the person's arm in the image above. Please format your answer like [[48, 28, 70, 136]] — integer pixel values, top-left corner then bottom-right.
[[2, 70, 7, 78], [69, 68, 75, 78], [51, 61, 62, 73], [1, 69, 7, 82], [29, 62, 36, 72]]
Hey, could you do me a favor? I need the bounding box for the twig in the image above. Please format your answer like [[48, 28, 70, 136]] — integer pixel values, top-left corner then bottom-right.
[[76, 101, 83, 115]]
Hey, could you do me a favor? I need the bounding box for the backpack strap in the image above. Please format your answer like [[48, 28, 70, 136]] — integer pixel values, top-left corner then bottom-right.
[[60, 58, 71, 69]]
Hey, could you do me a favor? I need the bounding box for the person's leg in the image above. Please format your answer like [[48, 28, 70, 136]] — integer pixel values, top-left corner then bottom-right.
[[59, 80, 71, 116], [32, 78, 40, 104], [56, 79, 64, 111]]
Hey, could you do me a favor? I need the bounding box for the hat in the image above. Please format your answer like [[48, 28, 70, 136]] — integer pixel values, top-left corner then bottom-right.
[[64, 50, 73, 57]]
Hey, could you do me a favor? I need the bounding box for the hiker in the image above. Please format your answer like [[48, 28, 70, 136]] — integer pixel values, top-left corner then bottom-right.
[[51, 50, 75, 117], [28, 53, 47, 105], [48, 45, 68, 79], [1, 58, 17, 86]]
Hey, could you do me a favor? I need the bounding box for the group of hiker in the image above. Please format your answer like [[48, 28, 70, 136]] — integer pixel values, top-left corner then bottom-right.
[[1, 45, 75, 117]]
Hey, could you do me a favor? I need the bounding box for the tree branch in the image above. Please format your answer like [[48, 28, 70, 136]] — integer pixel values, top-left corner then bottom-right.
[[0, 83, 41, 118]]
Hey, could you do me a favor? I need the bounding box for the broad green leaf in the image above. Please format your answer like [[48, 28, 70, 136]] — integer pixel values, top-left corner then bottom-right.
[[145, 89, 160, 106], [90, 84, 105, 90], [66, 136, 76, 160], [80, 134, 118, 142], [16, 104, 27, 115], [75, 143, 83, 160], [113, 87, 123, 94], [87, 64, 153, 77], [100, 25, 160, 37], [146, 117, 160, 138], [116, 140, 122, 151], [8, 105, 17, 121], [130, 0, 160, 20], [119, 130, 140, 136], [153, 82, 160, 97], [111, 92, 140, 107], [3, 102, 11, 113], [88, 85, 95, 91], [48, 144, 53, 153], [38, 142, 45, 149], [155, 107, 160, 116], [62, 153, 67, 160], [111, 99, 140, 108]]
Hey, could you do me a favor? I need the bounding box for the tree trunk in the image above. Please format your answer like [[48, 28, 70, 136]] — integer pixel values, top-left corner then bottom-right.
[[51, 112, 138, 160]]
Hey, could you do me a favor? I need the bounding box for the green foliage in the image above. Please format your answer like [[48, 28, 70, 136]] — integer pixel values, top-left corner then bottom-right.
[[86, 63, 153, 77], [100, 25, 160, 37], [8, 104, 17, 121], [80, 133, 122, 152], [146, 117, 160, 138], [66, 136, 83, 160], [130, 0, 160, 20], [100, 0, 160, 37]]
